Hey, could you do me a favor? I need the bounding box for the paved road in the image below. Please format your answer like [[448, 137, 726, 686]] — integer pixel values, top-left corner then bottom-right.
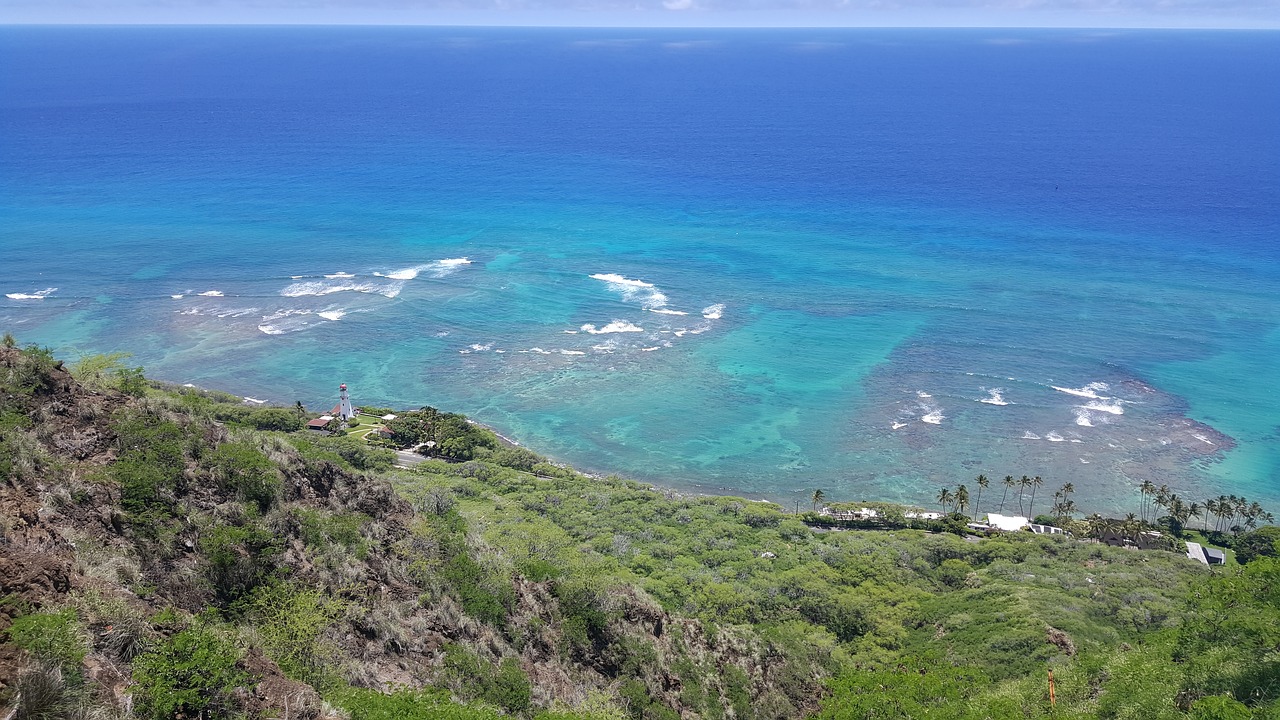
[[394, 450, 429, 468]]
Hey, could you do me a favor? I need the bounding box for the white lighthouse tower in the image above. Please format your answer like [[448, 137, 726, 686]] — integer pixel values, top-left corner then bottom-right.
[[338, 383, 355, 422]]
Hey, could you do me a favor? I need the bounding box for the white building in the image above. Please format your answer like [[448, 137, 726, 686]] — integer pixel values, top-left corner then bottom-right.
[[984, 513, 1031, 532]]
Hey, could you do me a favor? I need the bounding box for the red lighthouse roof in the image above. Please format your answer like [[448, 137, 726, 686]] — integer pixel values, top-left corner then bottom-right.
[[340, 384, 347, 390]]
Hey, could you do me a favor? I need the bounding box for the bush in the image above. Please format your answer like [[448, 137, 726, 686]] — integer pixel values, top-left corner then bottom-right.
[[306, 434, 395, 472], [441, 645, 532, 714], [246, 407, 304, 432], [329, 686, 505, 720], [5, 608, 88, 670], [200, 521, 282, 604], [490, 446, 545, 472], [205, 440, 282, 512], [1234, 526, 1280, 564], [238, 582, 345, 685], [132, 619, 250, 720], [11, 663, 78, 720]]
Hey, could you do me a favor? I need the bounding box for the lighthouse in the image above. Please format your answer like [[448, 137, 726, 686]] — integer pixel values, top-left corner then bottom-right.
[[338, 383, 355, 422]]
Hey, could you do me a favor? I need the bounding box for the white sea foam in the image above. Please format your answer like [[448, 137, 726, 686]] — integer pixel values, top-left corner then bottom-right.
[[1192, 433, 1216, 446], [6, 287, 58, 300], [318, 310, 346, 321], [1046, 432, 1066, 442], [649, 308, 688, 316], [1022, 431, 1041, 440], [701, 303, 725, 320], [281, 280, 401, 299], [1081, 400, 1124, 415], [979, 389, 1009, 406], [642, 346, 661, 352], [560, 349, 586, 356], [214, 307, 259, 318], [921, 411, 944, 425], [324, 272, 355, 279], [258, 325, 286, 335], [469, 343, 492, 352], [1051, 381, 1110, 399], [378, 258, 472, 280], [243, 396, 266, 405], [197, 290, 224, 297], [591, 344, 615, 353], [1073, 408, 1095, 427], [525, 347, 553, 355], [170, 294, 185, 299], [590, 273, 669, 309], [563, 330, 579, 334], [916, 391, 932, 399], [178, 308, 200, 316], [581, 320, 645, 335], [892, 421, 909, 430], [1080, 458, 1091, 464]]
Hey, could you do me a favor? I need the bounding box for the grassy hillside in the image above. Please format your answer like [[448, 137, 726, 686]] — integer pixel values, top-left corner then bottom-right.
[[1, 341, 1277, 719]]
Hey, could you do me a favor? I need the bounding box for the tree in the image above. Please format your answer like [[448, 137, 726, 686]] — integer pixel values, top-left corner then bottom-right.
[[974, 475, 988, 519], [1027, 475, 1044, 518], [1139, 480, 1156, 523], [294, 400, 307, 418], [937, 488, 953, 514], [955, 485, 970, 519], [1000, 475, 1015, 512], [1017, 476, 1031, 516], [811, 489, 825, 512]]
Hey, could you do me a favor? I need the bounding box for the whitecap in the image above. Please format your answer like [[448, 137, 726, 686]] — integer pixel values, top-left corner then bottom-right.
[[581, 320, 645, 335], [642, 346, 661, 352], [1081, 400, 1124, 415], [650, 308, 688, 316], [257, 325, 286, 335], [243, 396, 266, 405], [1046, 432, 1066, 442], [979, 388, 1009, 406], [178, 308, 200, 316], [1051, 381, 1110, 399], [378, 257, 472, 280], [1080, 458, 1091, 464], [701, 303, 725, 320], [892, 421, 908, 430], [324, 272, 355, 279], [916, 391, 932, 399], [525, 347, 553, 355], [318, 310, 346, 321], [214, 307, 259, 318], [921, 411, 944, 425], [197, 290, 224, 297], [281, 280, 401, 299], [1021, 431, 1041, 440], [1192, 433, 1215, 446], [170, 294, 185, 299], [560, 349, 586, 356], [469, 343, 492, 352], [590, 273, 669, 309], [1073, 408, 1094, 427], [6, 287, 58, 300]]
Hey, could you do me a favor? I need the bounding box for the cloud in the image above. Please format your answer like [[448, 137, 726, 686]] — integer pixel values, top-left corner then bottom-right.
[[662, 0, 694, 8]]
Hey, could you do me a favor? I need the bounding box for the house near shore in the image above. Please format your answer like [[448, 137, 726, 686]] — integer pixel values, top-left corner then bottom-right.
[[905, 510, 944, 521], [819, 506, 880, 521], [1029, 523, 1069, 536], [1098, 528, 1170, 551], [984, 513, 1031, 532], [307, 415, 334, 432]]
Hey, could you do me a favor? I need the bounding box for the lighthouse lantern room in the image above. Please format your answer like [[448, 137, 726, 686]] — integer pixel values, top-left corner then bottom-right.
[[338, 384, 355, 422]]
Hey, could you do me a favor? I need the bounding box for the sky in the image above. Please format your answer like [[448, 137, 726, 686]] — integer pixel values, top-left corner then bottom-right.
[[1, 0, 1278, 30]]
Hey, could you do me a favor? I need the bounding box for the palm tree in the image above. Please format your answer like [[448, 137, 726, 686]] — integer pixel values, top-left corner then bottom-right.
[[1017, 476, 1032, 516], [294, 400, 307, 418], [956, 485, 971, 519], [1000, 475, 1015, 512], [811, 489, 825, 513], [1139, 480, 1156, 523], [974, 475, 989, 520], [1188, 502, 1202, 532], [1028, 476, 1045, 518], [937, 487, 954, 514]]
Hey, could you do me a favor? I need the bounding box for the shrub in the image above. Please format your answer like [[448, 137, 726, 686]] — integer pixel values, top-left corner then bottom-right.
[[246, 407, 304, 432], [238, 582, 345, 685], [490, 446, 545, 472], [132, 619, 250, 720], [5, 608, 87, 670], [200, 521, 282, 604], [329, 685, 505, 720], [205, 440, 282, 512]]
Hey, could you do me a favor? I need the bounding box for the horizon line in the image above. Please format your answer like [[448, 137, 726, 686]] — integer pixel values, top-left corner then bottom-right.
[[2, 21, 1278, 31]]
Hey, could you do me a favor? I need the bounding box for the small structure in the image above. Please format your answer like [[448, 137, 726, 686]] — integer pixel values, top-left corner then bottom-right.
[[307, 415, 334, 432], [760, 551, 777, 559], [819, 506, 880, 522], [1204, 548, 1226, 565], [1029, 523, 1068, 536], [905, 510, 944, 521], [338, 384, 355, 422], [985, 513, 1031, 532], [1185, 541, 1210, 566]]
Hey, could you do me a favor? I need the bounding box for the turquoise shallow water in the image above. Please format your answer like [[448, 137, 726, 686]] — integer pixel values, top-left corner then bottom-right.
[[2, 27, 1278, 513]]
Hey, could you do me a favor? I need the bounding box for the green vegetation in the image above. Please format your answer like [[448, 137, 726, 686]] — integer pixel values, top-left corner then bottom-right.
[[2, 342, 1279, 720]]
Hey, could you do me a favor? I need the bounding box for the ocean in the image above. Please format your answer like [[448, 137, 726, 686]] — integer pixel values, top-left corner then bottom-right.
[[2, 26, 1277, 513]]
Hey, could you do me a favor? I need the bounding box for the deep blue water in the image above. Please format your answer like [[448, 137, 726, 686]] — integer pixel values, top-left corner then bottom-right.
[[3, 27, 1278, 513]]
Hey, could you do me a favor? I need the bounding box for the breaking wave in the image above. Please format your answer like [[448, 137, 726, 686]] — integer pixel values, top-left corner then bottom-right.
[[590, 273, 669, 309], [701, 304, 725, 319], [581, 320, 644, 335], [6, 287, 57, 300]]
